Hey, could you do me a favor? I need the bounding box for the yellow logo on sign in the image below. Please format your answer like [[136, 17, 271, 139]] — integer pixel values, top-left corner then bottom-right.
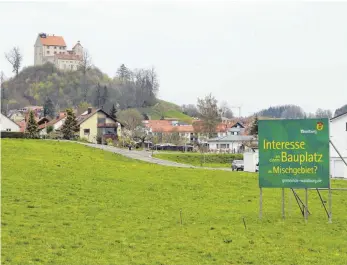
[[317, 122, 324, 131]]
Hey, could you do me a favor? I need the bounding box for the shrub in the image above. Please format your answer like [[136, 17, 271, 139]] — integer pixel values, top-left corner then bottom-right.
[[1, 132, 28, 138], [47, 131, 63, 139], [106, 138, 114, 146], [46, 125, 54, 134]]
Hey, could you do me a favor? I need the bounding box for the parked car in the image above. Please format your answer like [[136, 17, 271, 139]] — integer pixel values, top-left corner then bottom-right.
[[255, 162, 259, 172], [232, 160, 244, 171]]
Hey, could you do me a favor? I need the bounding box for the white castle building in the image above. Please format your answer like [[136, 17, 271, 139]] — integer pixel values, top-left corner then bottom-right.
[[34, 33, 83, 71]]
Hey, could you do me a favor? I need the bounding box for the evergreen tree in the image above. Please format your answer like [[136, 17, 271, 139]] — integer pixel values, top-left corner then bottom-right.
[[250, 115, 258, 136], [26, 110, 39, 138], [117, 64, 131, 83], [43, 97, 55, 118], [61, 109, 78, 140], [142, 112, 149, 120], [109, 104, 117, 119], [101, 85, 108, 107], [94, 83, 101, 108]]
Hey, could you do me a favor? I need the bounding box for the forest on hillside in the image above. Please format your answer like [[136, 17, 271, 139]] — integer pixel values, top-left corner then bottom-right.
[[0, 62, 159, 115]]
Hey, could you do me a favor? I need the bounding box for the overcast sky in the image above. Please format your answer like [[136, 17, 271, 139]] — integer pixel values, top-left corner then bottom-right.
[[0, 1, 346, 116]]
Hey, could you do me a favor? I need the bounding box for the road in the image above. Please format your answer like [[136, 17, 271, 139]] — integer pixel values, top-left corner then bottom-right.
[[80, 142, 233, 171]]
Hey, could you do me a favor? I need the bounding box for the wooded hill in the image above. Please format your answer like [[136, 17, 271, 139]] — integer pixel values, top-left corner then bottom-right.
[[0, 63, 191, 121]]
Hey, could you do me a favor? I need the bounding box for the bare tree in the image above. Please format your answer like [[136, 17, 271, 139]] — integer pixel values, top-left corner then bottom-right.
[[280, 105, 305, 119], [181, 104, 199, 117], [0, 71, 5, 88], [196, 93, 221, 138], [148, 66, 159, 96], [78, 50, 93, 75], [219, 101, 234, 119], [5, 47, 22, 76], [315, 108, 332, 119], [78, 50, 93, 101], [117, 109, 143, 133]]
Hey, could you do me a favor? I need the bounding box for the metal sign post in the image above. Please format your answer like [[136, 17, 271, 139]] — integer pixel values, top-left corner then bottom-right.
[[304, 188, 308, 222], [282, 188, 285, 219], [259, 188, 262, 219]]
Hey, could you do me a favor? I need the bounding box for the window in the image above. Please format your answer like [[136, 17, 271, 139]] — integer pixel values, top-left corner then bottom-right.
[[6, 128, 11, 132], [98, 118, 106, 124], [54, 46, 57, 49], [84, 129, 90, 135], [54, 51, 57, 54], [47, 51, 50, 54]]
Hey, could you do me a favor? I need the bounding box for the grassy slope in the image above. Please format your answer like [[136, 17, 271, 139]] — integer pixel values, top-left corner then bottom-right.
[[2, 139, 347, 265], [137, 100, 193, 122], [153, 152, 243, 168]]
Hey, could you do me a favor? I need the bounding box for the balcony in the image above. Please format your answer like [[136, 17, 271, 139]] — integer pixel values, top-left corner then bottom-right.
[[97, 123, 118, 128], [103, 134, 118, 140]]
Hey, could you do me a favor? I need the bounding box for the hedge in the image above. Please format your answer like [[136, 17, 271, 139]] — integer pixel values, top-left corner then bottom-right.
[[1, 132, 29, 138]]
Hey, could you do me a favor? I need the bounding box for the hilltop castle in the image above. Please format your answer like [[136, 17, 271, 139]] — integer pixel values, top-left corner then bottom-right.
[[34, 33, 83, 71]]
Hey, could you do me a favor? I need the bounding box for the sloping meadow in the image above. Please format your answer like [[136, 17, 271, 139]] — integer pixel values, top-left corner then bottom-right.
[[2, 139, 347, 264]]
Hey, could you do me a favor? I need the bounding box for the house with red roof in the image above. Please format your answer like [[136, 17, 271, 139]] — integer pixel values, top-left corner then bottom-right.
[[34, 32, 83, 71], [142, 119, 248, 144], [38, 112, 67, 136]]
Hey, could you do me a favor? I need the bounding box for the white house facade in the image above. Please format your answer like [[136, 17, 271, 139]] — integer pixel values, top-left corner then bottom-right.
[[0, 113, 20, 132], [330, 113, 347, 179], [208, 135, 257, 153]]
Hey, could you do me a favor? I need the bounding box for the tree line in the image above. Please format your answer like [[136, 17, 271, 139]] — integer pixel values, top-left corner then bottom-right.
[[256, 105, 333, 119]]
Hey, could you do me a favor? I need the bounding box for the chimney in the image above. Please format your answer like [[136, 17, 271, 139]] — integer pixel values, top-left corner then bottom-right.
[[87, 107, 92, 114]]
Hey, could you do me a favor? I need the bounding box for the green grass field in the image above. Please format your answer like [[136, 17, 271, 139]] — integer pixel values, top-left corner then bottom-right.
[[153, 152, 243, 168], [2, 139, 347, 264]]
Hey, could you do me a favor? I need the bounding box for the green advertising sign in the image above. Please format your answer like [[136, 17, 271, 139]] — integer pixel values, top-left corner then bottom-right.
[[258, 119, 330, 188]]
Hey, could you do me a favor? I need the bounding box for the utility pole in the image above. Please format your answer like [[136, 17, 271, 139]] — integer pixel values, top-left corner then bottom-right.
[[230, 105, 242, 118]]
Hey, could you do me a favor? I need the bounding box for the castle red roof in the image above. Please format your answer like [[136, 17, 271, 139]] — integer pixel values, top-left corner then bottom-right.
[[40, 36, 66, 47]]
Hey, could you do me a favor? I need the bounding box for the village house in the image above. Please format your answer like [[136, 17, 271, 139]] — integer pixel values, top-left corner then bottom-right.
[[34, 33, 83, 71], [207, 134, 257, 153], [0, 113, 21, 132], [143, 120, 195, 143], [143, 119, 253, 149], [38, 112, 67, 136], [330, 112, 347, 179], [76, 108, 122, 144]]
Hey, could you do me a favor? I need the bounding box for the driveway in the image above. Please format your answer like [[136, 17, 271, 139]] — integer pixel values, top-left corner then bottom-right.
[[81, 142, 233, 171]]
